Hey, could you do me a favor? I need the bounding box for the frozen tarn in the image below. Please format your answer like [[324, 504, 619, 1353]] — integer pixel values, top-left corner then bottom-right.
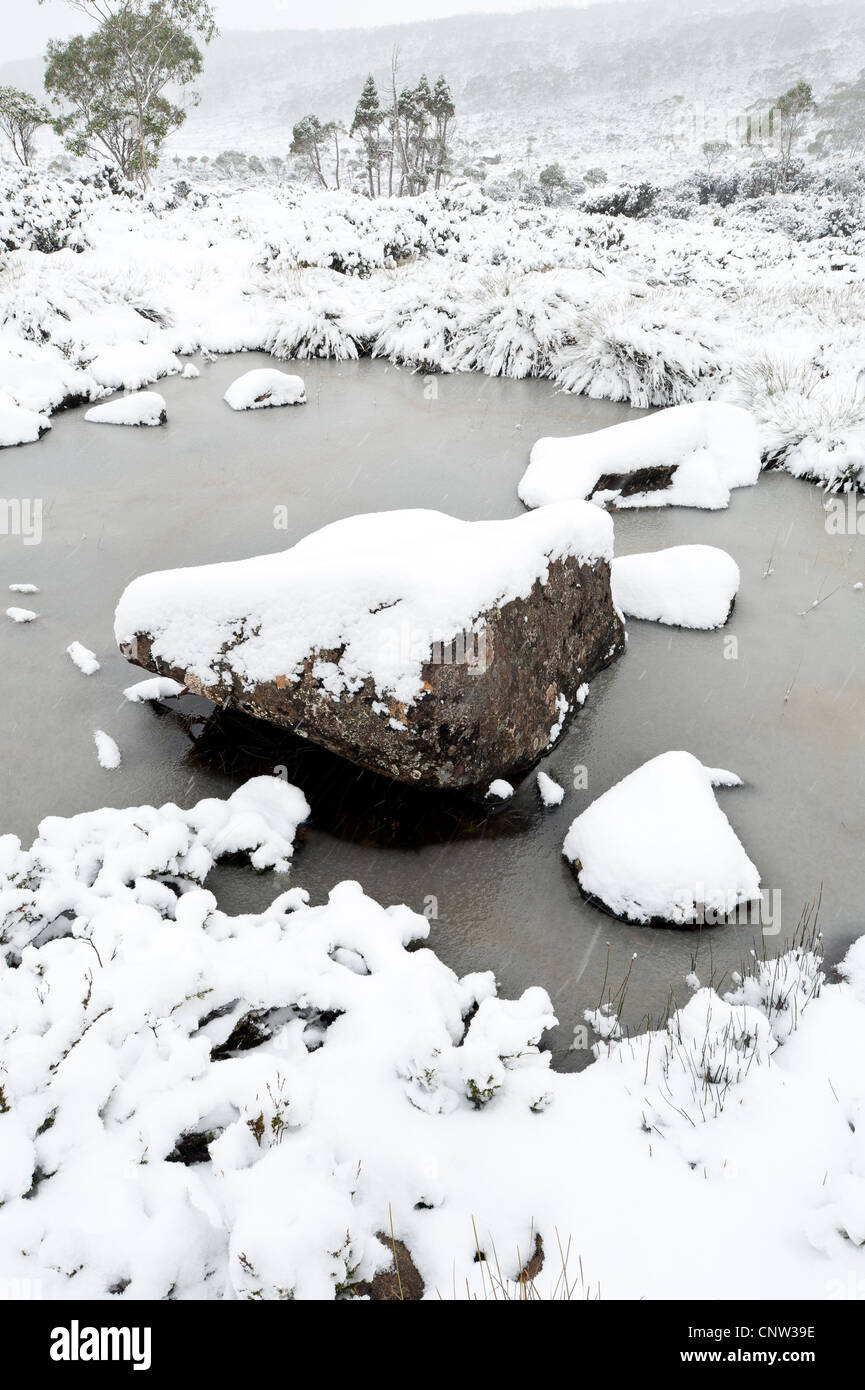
[[487, 779, 514, 800], [519, 402, 761, 511], [123, 676, 187, 702], [0, 401, 50, 448], [612, 545, 740, 629], [562, 750, 761, 926], [114, 503, 614, 708], [84, 392, 167, 427], [0, 780, 861, 1299], [224, 368, 306, 411], [537, 770, 565, 807], [67, 642, 100, 676], [5, 607, 37, 623], [93, 730, 121, 770]]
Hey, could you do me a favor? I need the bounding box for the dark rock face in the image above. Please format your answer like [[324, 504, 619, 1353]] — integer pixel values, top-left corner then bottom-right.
[[354, 1234, 425, 1301], [119, 555, 624, 791]]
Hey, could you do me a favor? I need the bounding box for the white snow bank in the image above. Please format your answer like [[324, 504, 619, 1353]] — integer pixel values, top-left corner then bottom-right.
[[115, 503, 614, 707], [224, 368, 306, 411], [562, 750, 760, 925], [0, 351, 95, 415], [93, 730, 121, 770], [86, 342, 182, 392], [84, 391, 166, 427], [66, 642, 100, 675], [5, 607, 37, 623], [0, 778, 860, 1300], [537, 769, 565, 807], [123, 676, 187, 702], [0, 400, 50, 448], [519, 403, 761, 511], [486, 779, 514, 800], [612, 545, 740, 629]]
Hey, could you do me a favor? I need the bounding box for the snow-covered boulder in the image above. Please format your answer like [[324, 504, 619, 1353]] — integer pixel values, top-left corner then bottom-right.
[[519, 402, 761, 511], [612, 545, 740, 629], [115, 504, 625, 789], [562, 750, 760, 925], [224, 368, 306, 411], [84, 392, 167, 427], [0, 399, 50, 448]]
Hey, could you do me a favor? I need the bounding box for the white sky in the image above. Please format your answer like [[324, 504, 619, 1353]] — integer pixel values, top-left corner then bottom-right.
[[3, 0, 632, 63]]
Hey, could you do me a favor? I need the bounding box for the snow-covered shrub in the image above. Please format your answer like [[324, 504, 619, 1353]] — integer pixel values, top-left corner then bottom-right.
[[731, 352, 865, 488], [551, 294, 722, 407], [583, 181, 657, 219], [448, 271, 584, 378]]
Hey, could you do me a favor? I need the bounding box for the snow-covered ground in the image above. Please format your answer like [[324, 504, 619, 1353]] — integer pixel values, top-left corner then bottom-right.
[[0, 775, 862, 1300], [2, 169, 865, 490]]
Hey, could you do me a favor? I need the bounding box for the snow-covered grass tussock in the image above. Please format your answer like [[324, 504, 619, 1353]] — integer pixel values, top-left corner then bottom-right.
[[1, 779, 863, 1299], [3, 171, 865, 490]]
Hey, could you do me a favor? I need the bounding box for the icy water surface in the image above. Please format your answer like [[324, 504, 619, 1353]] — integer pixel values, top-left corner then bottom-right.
[[2, 353, 864, 1067]]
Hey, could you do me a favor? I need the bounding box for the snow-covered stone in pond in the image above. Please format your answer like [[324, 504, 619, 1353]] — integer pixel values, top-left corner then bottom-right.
[[224, 368, 306, 411], [519, 402, 761, 511], [562, 750, 760, 925], [93, 730, 121, 770], [5, 607, 37, 623], [67, 641, 100, 675], [114, 504, 625, 789], [85, 391, 167, 427], [612, 545, 740, 629], [0, 400, 50, 448], [181, 363, 200, 379], [123, 675, 187, 702], [8, 584, 39, 594], [487, 779, 514, 800], [537, 769, 565, 806]]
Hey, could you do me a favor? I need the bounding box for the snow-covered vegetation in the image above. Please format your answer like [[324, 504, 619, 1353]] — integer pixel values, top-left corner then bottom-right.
[[1, 167, 865, 488], [0, 774, 862, 1300]]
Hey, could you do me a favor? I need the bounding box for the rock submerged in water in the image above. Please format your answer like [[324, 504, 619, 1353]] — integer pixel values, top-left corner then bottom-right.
[[114, 505, 625, 791]]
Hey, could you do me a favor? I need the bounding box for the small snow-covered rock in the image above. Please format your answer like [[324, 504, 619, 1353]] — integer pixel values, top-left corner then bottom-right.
[[487, 778, 514, 800], [8, 583, 39, 594], [123, 676, 187, 702], [67, 641, 100, 675], [181, 363, 200, 379], [612, 545, 740, 629], [0, 400, 50, 448], [5, 607, 37, 623], [94, 730, 121, 769], [520, 402, 761, 511], [224, 368, 306, 411], [563, 750, 760, 925], [537, 770, 565, 807], [85, 392, 167, 427]]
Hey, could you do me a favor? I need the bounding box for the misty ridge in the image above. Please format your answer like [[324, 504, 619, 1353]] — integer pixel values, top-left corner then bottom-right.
[[3, 0, 865, 150]]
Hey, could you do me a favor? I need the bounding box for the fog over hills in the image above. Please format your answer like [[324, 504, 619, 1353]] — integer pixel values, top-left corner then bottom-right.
[[3, 0, 863, 158]]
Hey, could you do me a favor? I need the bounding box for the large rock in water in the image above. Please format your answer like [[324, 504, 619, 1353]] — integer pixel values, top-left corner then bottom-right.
[[114, 505, 625, 790]]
